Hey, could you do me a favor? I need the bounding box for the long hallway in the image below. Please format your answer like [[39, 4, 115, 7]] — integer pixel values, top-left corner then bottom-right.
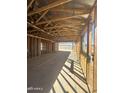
[[27, 0, 97, 92]]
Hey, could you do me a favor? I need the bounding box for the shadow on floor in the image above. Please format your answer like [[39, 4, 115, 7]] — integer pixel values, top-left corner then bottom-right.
[[49, 58, 89, 93]]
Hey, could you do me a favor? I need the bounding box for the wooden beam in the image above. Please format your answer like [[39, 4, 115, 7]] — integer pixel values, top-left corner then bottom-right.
[[43, 17, 54, 27], [47, 25, 82, 30], [27, 22, 55, 37], [54, 20, 84, 25], [36, 14, 88, 25], [50, 8, 90, 14], [44, 26, 65, 30], [28, 29, 37, 33], [57, 35, 80, 37], [27, 0, 36, 10], [44, 24, 83, 30], [27, 34, 55, 42], [36, 10, 49, 23], [62, 27, 81, 30], [51, 29, 80, 34], [28, 0, 72, 16]]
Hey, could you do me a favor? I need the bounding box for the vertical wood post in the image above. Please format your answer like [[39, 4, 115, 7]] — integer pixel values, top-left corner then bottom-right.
[[27, 36, 30, 58], [93, 6, 97, 93]]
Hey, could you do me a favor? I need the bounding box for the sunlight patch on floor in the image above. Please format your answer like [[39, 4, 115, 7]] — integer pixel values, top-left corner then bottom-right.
[[49, 51, 90, 93]]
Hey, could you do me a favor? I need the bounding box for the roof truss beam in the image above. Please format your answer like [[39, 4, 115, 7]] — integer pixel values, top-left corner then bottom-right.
[[27, 0, 36, 10], [44, 25, 83, 30], [27, 22, 56, 37], [28, 0, 72, 16], [36, 10, 49, 23], [27, 34, 55, 42], [50, 8, 90, 14], [36, 14, 88, 25]]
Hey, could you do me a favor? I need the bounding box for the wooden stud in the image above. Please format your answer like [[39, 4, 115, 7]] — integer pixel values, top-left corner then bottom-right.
[[38, 38, 40, 56], [34, 38, 37, 57]]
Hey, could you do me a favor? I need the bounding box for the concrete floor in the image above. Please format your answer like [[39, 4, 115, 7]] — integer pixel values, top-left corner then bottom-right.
[[27, 51, 70, 93], [27, 51, 90, 93]]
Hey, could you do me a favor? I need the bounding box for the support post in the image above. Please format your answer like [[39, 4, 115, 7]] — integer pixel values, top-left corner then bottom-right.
[[37, 38, 41, 56], [27, 36, 30, 58], [31, 37, 34, 57], [34, 38, 37, 57], [93, 6, 97, 93]]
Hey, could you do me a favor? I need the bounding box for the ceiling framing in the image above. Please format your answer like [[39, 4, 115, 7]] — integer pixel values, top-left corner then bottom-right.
[[27, 0, 96, 42]]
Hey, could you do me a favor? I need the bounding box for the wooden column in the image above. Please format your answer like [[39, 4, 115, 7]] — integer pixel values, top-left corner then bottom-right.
[[30, 37, 33, 57], [86, 21, 90, 78], [47, 42, 49, 53], [93, 30, 97, 93], [93, 6, 97, 93], [86, 20, 92, 92], [45, 42, 47, 53], [44, 42, 47, 53], [30, 37, 32, 57], [86, 16, 94, 93], [27, 36, 30, 58], [34, 38, 37, 57], [37, 38, 38, 56], [29, 37, 32, 57], [41, 40, 43, 55], [43, 41, 45, 54], [41, 40, 43, 54], [43, 40, 45, 54], [48, 42, 50, 53], [50, 42, 52, 52], [37, 38, 41, 56], [33, 37, 35, 57], [52, 43, 54, 52], [49, 42, 50, 52]]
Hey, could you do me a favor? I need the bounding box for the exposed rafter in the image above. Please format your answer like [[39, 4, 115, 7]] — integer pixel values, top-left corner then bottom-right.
[[27, 0, 96, 42], [51, 29, 81, 34], [36, 14, 88, 25], [50, 8, 90, 14], [44, 24, 83, 30], [27, 22, 56, 37], [27, 34, 55, 42], [36, 10, 49, 23], [54, 20, 84, 26], [57, 35, 80, 37], [28, 0, 72, 16], [27, 0, 36, 10]]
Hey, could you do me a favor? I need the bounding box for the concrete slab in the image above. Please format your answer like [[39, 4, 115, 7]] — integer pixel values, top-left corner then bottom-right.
[[27, 51, 70, 93]]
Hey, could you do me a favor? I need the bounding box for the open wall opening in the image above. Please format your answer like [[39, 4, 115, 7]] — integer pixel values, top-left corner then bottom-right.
[[58, 42, 73, 51]]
